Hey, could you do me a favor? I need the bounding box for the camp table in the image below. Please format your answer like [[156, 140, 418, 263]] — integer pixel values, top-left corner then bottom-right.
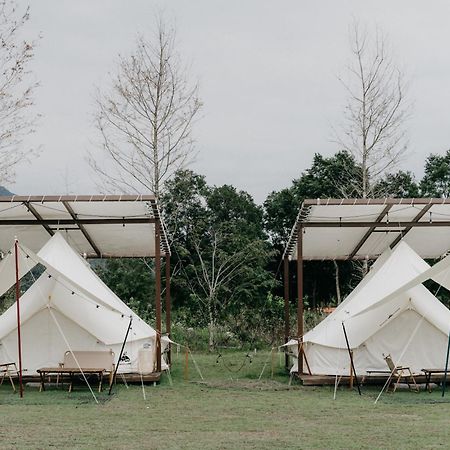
[[422, 369, 448, 392], [37, 367, 106, 393]]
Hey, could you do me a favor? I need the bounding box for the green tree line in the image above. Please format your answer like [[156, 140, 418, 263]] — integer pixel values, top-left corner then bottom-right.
[[96, 149, 450, 350]]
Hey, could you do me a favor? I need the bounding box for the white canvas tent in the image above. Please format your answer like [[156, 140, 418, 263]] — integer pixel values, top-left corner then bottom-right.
[[286, 241, 450, 375], [0, 232, 168, 375]]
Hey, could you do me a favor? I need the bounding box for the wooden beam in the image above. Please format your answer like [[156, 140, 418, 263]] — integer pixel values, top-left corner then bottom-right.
[[296, 221, 450, 228], [389, 203, 433, 249], [1, 194, 156, 203], [297, 226, 304, 374], [155, 219, 162, 373], [165, 253, 171, 365], [62, 201, 101, 257], [347, 204, 393, 259], [301, 198, 449, 206], [283, 256, 290, 369], [0, 218, 155, 226]]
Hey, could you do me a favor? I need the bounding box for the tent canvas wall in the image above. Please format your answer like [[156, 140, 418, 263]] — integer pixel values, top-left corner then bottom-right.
[[287, 241, 450, 376], [0, 232, 168, 375]]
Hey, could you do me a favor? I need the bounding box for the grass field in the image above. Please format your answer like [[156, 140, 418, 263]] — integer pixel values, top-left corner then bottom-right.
[[2, 350, 450, 449]]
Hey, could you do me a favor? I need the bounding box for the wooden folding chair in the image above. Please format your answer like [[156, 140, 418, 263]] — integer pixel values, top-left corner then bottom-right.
[[0, 362, 18, 392], [384, 354, 419, 392]]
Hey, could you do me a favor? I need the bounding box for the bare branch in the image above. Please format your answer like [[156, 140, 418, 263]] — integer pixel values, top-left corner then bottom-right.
[[0, 0, 40, 185], [335, 20, 411, 198], [88, 15, 202, 197]]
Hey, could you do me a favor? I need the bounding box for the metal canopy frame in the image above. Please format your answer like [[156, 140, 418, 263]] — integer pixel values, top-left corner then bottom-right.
[[282, 198, 450, 374], [0, 195, 170, 257], [4, 194, 172, 374]]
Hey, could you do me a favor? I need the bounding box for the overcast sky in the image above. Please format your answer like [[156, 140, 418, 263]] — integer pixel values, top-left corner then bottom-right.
[[11, 0, 450, 203]]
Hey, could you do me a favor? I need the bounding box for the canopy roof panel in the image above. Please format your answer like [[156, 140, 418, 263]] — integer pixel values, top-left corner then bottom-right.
[[0, 195, 169, 258], [285, 198, 450, 260]]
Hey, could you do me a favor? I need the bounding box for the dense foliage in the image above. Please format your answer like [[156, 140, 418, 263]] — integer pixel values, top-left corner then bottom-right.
[[95, 148, 450, 350], [162, 170, 276, 349]]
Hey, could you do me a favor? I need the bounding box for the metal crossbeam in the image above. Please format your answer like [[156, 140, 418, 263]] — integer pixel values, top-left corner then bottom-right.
[[62, 201, 101, 257], [389, 204, 433, 249], [24, 202, 54, 237], [347, 204, 393, 259]]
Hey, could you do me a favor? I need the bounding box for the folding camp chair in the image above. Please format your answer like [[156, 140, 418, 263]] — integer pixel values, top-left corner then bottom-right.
[[383, 354, 419, 392], [0, 362, 18, 392]]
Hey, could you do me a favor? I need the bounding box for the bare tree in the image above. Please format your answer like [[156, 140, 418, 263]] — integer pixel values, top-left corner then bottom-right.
[[89, 18, 202, 197], [0, 0, 39, 185], [189, 230, 268, 351], [336, 21, 410, 198]]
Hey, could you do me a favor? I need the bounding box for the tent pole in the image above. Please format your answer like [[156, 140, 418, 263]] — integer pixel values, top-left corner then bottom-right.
[[300, 342, 312, 375], [297, 226, 304, 374], [442, 333, 450, 397], [14, 238, 24, 398], [283, 256, 290, 369], [109, 316, 132, 395], [165, 252, 171, 365], [342, 322, 361, 395], [155, 219, 162, 373]]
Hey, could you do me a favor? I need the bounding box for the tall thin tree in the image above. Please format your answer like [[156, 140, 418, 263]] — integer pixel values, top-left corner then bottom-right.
[[336, 21, 410, 198], [89, 17, 201, 197], [0, 0, 39, 185]]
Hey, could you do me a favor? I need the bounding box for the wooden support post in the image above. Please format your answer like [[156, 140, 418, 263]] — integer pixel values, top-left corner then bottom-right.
[[283, 256, 290, 369], [184, 347, 189, 381], [297, 227, 304, 374], [271, 348, 275, 379], [165, 252, 171, 365], [155, 220, 162, 373]]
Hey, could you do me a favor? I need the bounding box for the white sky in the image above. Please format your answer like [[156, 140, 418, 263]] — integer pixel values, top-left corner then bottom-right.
[[11, 0, 450, 203]]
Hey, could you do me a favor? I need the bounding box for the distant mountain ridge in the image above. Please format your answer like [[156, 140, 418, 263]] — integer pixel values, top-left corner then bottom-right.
[[0, 186, 14, 196]]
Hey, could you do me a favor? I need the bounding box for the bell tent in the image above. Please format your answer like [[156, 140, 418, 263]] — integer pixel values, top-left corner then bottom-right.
[[0, 232, 168, 375], [287, 241, 450, 376]]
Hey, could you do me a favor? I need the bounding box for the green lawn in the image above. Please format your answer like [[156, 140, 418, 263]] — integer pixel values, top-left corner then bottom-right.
[[2, 350, 450, 449]]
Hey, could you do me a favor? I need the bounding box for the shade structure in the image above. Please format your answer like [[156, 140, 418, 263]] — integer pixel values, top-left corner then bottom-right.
[[284, 198, 450, 261], [0, 233, 169, 374], [0, 194, 172, 379], [286, 241, 450, 375], [282, 198, 450, 374], [0, 195, 169, 258]]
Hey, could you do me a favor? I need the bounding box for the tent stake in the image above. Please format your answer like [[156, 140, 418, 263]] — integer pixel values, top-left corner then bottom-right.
[[442, 332, 450, 397], [342, 322, 361, 395], [108, 316, 133, 395], [14, 239, 23, 398]]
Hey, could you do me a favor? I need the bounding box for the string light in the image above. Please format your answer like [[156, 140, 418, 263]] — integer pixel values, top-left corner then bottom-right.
[[21, 245, 133, 317]]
